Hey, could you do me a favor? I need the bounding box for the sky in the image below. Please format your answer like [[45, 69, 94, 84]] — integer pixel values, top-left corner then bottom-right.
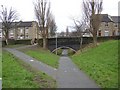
[[0, 0, 120, 32]]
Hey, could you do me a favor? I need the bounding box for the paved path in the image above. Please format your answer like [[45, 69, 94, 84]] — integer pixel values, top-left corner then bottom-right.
[[4, 47, 100, 88], [57, 49, 99, 88]]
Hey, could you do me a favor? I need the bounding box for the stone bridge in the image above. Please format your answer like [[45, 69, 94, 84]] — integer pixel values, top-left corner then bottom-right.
[[47, 37, 93, 52]]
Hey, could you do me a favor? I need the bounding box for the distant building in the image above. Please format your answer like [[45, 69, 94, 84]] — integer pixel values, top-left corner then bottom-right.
[[98, 14, 120, 36], [0, 21, 41, 40]]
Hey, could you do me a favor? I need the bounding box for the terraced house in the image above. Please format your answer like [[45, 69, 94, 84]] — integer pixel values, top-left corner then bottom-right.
[[0, 21, 41, 40], [98, 14, 120, 36]]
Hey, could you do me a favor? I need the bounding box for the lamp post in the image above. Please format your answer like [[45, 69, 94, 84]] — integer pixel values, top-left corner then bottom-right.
[[56, 32, 57, 55]]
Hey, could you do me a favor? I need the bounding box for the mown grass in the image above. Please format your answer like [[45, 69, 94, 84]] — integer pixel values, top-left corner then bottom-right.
[[72, 40, 118, 88], [4, 44, 25, 48], [20, 46, 59, 68], [2, 50, 56, 88], [0, 50, 1, 78]]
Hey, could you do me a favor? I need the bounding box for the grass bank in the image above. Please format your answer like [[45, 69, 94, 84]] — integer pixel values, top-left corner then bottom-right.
[[0, 50, 1, 78], [2, 50, 56, 88], [19, 46, 59, 68], [72, 40, 118, 88]]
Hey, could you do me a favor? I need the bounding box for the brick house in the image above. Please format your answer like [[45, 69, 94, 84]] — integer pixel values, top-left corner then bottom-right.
[[0, 21, 40, 40], [98, 14, 120, 36]]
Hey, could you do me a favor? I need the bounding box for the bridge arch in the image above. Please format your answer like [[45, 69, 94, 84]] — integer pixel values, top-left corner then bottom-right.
[[52, 46, 77, 53]]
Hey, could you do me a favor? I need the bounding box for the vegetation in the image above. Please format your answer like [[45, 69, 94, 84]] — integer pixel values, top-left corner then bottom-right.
[[53, 48, 63, 56], [20, 46, 59, 68], [0, 50, 2, 78], [0, 5, 18, 45], [2, 50, 56, 88], [72, 40, 118, 88], [4, 44, 25, 48], [83, 0, 103, 46], [68, 48, 75, 56]]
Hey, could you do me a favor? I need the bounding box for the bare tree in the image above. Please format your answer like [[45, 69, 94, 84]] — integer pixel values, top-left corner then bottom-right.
[[0, 5, 18, 45], [49, 15, 57, 37], [34, 0, 51, 49], [71, 18, 85, 50], [83, 0, 103, 46]]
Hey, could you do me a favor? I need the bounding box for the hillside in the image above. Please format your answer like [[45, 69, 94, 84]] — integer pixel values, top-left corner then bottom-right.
[[72, 40, 119, 88]]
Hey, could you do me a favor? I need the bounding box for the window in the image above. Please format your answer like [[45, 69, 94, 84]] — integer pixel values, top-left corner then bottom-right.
[[105, 23, 108, 26], [26, 35, 29, 39], [25, 28, 29, 33], [104, 31, 109, 36], [114, 24, 118, 27], [98, 30, 101, 36], [112, 30, 115, 36], [20, 29, 23, 33]]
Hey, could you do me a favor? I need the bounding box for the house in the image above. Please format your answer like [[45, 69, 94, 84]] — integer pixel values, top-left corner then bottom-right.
[[0, 21, 41, 40], [98, 14, 120, 36]]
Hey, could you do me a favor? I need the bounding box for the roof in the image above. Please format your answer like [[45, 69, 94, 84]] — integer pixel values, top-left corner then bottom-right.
[[111, 16, 120, 23], [100, 14, 113, 22], [11, 21, 33, 27]]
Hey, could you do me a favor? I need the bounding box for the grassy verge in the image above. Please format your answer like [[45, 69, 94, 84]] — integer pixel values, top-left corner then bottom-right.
[[0, 50, 1, 78], [20, 46, 59, 68], [53, 48, 63, 56], [4, 44, 25, 48], [72, 40, 118, 88], [2, 50, 56, 88], [68, 48, 75, 56]]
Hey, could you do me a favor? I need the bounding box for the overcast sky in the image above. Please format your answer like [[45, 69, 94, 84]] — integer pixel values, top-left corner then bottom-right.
[[0, 0, 120, 32]]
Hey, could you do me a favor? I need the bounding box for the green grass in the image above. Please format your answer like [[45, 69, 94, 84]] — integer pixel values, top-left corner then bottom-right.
[[20, 47, 59, 68], [72, 40, 118, 88], [53, 48, 63, 56], [0, 50, 1, 78], [2, 50, 56, 88], [68, 48, 75, 56], [5, 44, 25, 48]]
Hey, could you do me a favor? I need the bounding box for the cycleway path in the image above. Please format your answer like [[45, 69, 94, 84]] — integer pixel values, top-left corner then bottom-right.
[[4, 47, 100, 88]]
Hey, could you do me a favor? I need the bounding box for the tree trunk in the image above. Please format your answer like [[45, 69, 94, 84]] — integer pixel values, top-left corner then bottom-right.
[[93, 34, 97, 46], [43, 37, 47, 49], [80, 37, 83, 49], [5, 34, 9, 45], [5, 38, 8, 45]]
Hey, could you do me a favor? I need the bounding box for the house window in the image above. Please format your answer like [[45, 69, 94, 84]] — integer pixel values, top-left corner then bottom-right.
[[25, 28, 29, 33], [104, 31, 109, 36], [98, 30, 101, 36], [112, 30, 115, 36], [20, 29, 23, 33], [26, 35, 29, 39], [105, 23, 108, 26], [114, 24, 118, 27]]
